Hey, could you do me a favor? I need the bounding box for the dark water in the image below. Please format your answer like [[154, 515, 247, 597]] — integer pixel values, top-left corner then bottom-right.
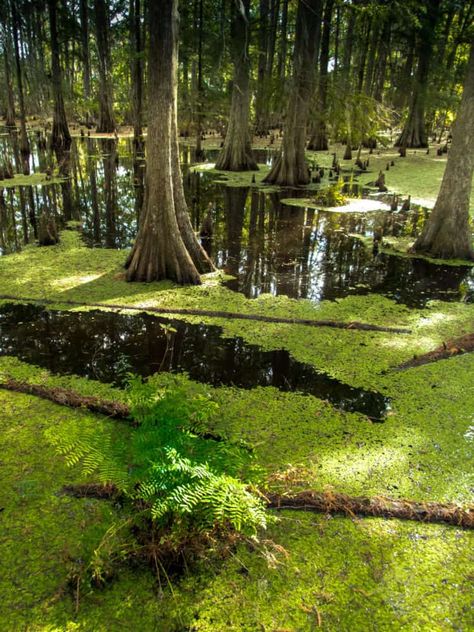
[[0, 303, 388, 419], [1, 131, 473, 307]]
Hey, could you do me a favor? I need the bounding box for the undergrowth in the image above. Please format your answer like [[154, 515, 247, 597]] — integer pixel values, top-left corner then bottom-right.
[[47, 375, 269, 589]]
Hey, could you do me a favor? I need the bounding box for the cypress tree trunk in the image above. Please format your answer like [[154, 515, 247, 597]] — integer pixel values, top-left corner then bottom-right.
[[215, 0, 257, 171], [395, 0, 440, 148], [307, 0, 334, 151], [1, 22, 16, 128], [126, 0, 209, 284], [10, 1, 30, 173], [411, 42, 474, 260], [276, 0, 288, 81], [263, 0, 322, 186], [130, 0, 143, 154], [170, 87, 215, 273], [79, 0, 92, 126], [48, 0, 71, 153], [194, 0, 204, 160], [94, 0, 116, 133], [255, 0, 269, 135]]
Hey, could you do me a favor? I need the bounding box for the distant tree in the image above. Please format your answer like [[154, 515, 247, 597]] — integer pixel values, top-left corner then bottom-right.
[[395, 0, 441, 148], [263, 0, 322, 186], [307, 0, 334, 151], [129, 0, 144, 154], [215, 0, 257, 171], [10, 0, 30, 172], [126, 0, 214, 283], [94, 0, 116, 133], [0, 14, 16, 128], [79, 0, 92, 126], [48, 0, 71, 153], [411, 41, 474, 260]]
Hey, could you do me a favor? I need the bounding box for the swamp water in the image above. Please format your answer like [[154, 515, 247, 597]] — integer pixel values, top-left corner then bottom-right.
[[1, 134, 472, 306], [0, 131, 471, 419], [0, 302, 388, 419]]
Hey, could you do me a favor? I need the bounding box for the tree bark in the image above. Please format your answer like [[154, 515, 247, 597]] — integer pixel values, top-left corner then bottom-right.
[[215, 0, 257, 171], [1, 20, 16, 127], [48, 0, 71, 153], [263, 0, 323, 186], [254, 0, 269, 135], [10, 0, 30, 173], [130, 0, 144, 154], [125, 0, 203, 284], [395, 333, 474, 370], [307, 0, 334, 151], [395, 0, 440, 148], [79, 0, 92, 126], [411, 41, 474, 260], [267, 490, 474, 529], [94, 0, 116, 133]]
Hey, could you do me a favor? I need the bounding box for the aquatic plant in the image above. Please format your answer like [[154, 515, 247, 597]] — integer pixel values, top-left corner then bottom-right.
[[311, 177, 347, 207], [49, 374, 268, 583]]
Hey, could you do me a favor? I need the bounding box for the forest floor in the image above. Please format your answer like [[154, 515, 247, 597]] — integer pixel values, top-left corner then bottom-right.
[[0, 223, 473, 630]]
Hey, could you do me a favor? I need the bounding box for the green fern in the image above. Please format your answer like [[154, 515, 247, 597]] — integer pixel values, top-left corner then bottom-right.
[[50, 374, 268, 538]]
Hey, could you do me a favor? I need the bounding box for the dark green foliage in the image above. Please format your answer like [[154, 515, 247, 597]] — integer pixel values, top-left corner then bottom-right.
[[50, 374, 268, 538]]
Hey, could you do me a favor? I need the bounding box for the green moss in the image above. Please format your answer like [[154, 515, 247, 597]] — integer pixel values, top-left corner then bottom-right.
[[172, 513, 474, 631], [0, 172, 65, 188], [0, 229, 473, 394], [0, 352, 472, 629], [190, 163, 274, 189], [379, 235, 474, 267], [0, 388, 165, 630]]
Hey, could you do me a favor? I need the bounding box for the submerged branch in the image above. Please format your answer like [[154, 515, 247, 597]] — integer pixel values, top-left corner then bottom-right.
[[0, 294, 412, 333]]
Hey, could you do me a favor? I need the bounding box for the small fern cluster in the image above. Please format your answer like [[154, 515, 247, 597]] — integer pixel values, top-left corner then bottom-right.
[[50, 374, 268, 538]]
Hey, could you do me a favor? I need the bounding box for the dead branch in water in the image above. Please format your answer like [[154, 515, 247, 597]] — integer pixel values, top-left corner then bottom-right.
[[395, 333, 474, 370], [0, 379, 131, 419], [266, 490, 474, 529], [0, 294, 412, 333], [62, 484, 474, 529]]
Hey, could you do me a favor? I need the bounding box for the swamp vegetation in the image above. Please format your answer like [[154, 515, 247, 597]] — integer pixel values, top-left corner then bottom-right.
[[0, 0, 473, 630]]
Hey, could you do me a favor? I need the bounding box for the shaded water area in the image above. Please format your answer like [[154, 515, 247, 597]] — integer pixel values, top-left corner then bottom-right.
[[0, 303, 388, 419], [1, 131, 473, 308]]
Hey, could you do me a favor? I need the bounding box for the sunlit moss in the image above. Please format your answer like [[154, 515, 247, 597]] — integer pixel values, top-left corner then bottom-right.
[[0, 172, 65, 188]]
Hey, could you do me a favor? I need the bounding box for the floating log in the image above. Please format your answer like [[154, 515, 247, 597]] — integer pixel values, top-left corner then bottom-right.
[[0, 379, 226, 443], [395, 333, 474, 370], [0, 379, 130, 419], [62, 485, 474, 529], [267, 490, 474, 529], [0, 294, 412, 333]]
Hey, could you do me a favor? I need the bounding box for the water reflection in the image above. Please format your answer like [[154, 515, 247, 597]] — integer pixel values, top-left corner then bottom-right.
[[0, 129, 472, 307], [0, 302, 388, 419]]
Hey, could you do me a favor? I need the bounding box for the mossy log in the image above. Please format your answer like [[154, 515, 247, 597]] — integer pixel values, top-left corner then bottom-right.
[[0, 379, 224, 443], [267, 490, 474, 529], [395, 333, 474, 370], [0, 379, 130, 419], [62, 485, 474, 529]]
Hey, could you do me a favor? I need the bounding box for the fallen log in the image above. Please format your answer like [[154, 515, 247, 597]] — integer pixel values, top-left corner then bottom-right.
[[0, 294, 412, 334], [395, 333, 474, 370], [0, 378, 224, 442], [62, 484, 474, 529], [266, 490, 474, 529], [0, 378, 131, 419]]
